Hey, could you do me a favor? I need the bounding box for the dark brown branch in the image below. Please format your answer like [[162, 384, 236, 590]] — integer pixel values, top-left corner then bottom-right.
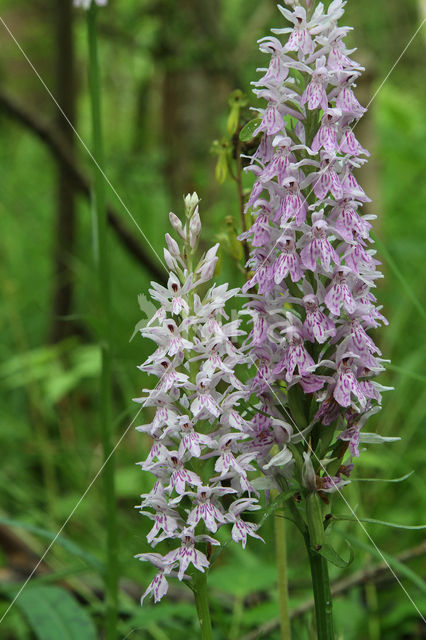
[[49, 0, 77, 343], [0, 90, 166, 285], [239, 541, 426, 640]]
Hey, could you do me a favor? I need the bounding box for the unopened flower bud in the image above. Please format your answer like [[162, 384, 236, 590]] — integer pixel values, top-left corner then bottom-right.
[[196, 243, 220, 281], [163, 248, 177, 271], [184, 192, 200, 219], [302, 452, 316, 492], [165, 233, 180, 257], [204, 244, 219, 263], [169, 212, 185, 238], [198, 257, 218, 283], [189, 209, 201, 249]]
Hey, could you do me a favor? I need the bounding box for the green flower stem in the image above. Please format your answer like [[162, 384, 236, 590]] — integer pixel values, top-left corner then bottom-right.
[[275, 511, 292, 640], [194, 571, 213, 640], [306, 542, 334, 640], [87, 6, 118, 639], [235, 127, 249, 269]]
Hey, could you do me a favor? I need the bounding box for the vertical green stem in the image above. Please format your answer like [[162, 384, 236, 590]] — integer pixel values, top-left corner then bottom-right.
[[87, 6, 118, 639], [194, 572, 213, 640], [365, 581, 381, 640], [275, 513, 292, 640], [306, 543, 334, 640], [235, 131, 249, 269]]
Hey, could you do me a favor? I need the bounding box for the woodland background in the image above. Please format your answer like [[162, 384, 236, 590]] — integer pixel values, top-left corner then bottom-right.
[[0, 0, 425, 638]]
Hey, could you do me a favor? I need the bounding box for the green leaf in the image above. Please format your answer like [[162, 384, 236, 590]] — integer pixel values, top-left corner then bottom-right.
[[14, 585, 96, 640], [331, 514, 426, 530], [351, 471, 414, 483], [0, 517, 104, 574], [239, 118, 262, 142], [358, 432, 400, 445], [317, 542, 354, 568], [338, 533, 426, 595]]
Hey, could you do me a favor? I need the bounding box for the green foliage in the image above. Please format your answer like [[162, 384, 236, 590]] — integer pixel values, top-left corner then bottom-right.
[[0, 342, 101, 409], [0, 517, 104, 574], [13, 585, 97, 640], [316, 542, 354, 569], [239, 117, 262, 142]]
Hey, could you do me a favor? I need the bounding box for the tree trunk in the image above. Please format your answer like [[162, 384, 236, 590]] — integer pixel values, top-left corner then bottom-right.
[[49, 0, 77, 343], [153, 0, 229, 207]]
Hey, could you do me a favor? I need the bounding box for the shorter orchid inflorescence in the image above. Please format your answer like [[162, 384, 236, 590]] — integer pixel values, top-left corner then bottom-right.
[[134, 194, 263, 604]]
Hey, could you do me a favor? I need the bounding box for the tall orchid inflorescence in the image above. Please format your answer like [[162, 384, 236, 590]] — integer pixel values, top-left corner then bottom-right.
[[240, 0, 391, 500], [135, 194, 262, 604]]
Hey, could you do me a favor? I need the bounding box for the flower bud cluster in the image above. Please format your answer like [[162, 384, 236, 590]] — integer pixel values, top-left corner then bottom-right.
[[135, 195, 262, 604], [241, 0, 389, 489]]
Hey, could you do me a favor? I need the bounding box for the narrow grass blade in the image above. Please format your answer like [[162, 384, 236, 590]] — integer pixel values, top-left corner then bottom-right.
[[332, 514, 426, 530]]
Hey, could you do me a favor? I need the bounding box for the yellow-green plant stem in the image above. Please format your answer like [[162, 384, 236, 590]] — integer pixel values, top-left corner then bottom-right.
[[306, 542, 334, 640], [275, 511, 292, 640], [87, 6, 118, 639], [194, 572, 213, 640]]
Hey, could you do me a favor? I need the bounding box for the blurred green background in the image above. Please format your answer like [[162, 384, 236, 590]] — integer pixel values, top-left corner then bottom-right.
[[0, 0, 425, 638]]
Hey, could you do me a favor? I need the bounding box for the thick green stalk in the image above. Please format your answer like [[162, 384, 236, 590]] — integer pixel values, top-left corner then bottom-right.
[[87, 6, 118, 639], [306, 543, 334, 640], [194, 572, 213, 640], [275, 511, 291, 640]]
